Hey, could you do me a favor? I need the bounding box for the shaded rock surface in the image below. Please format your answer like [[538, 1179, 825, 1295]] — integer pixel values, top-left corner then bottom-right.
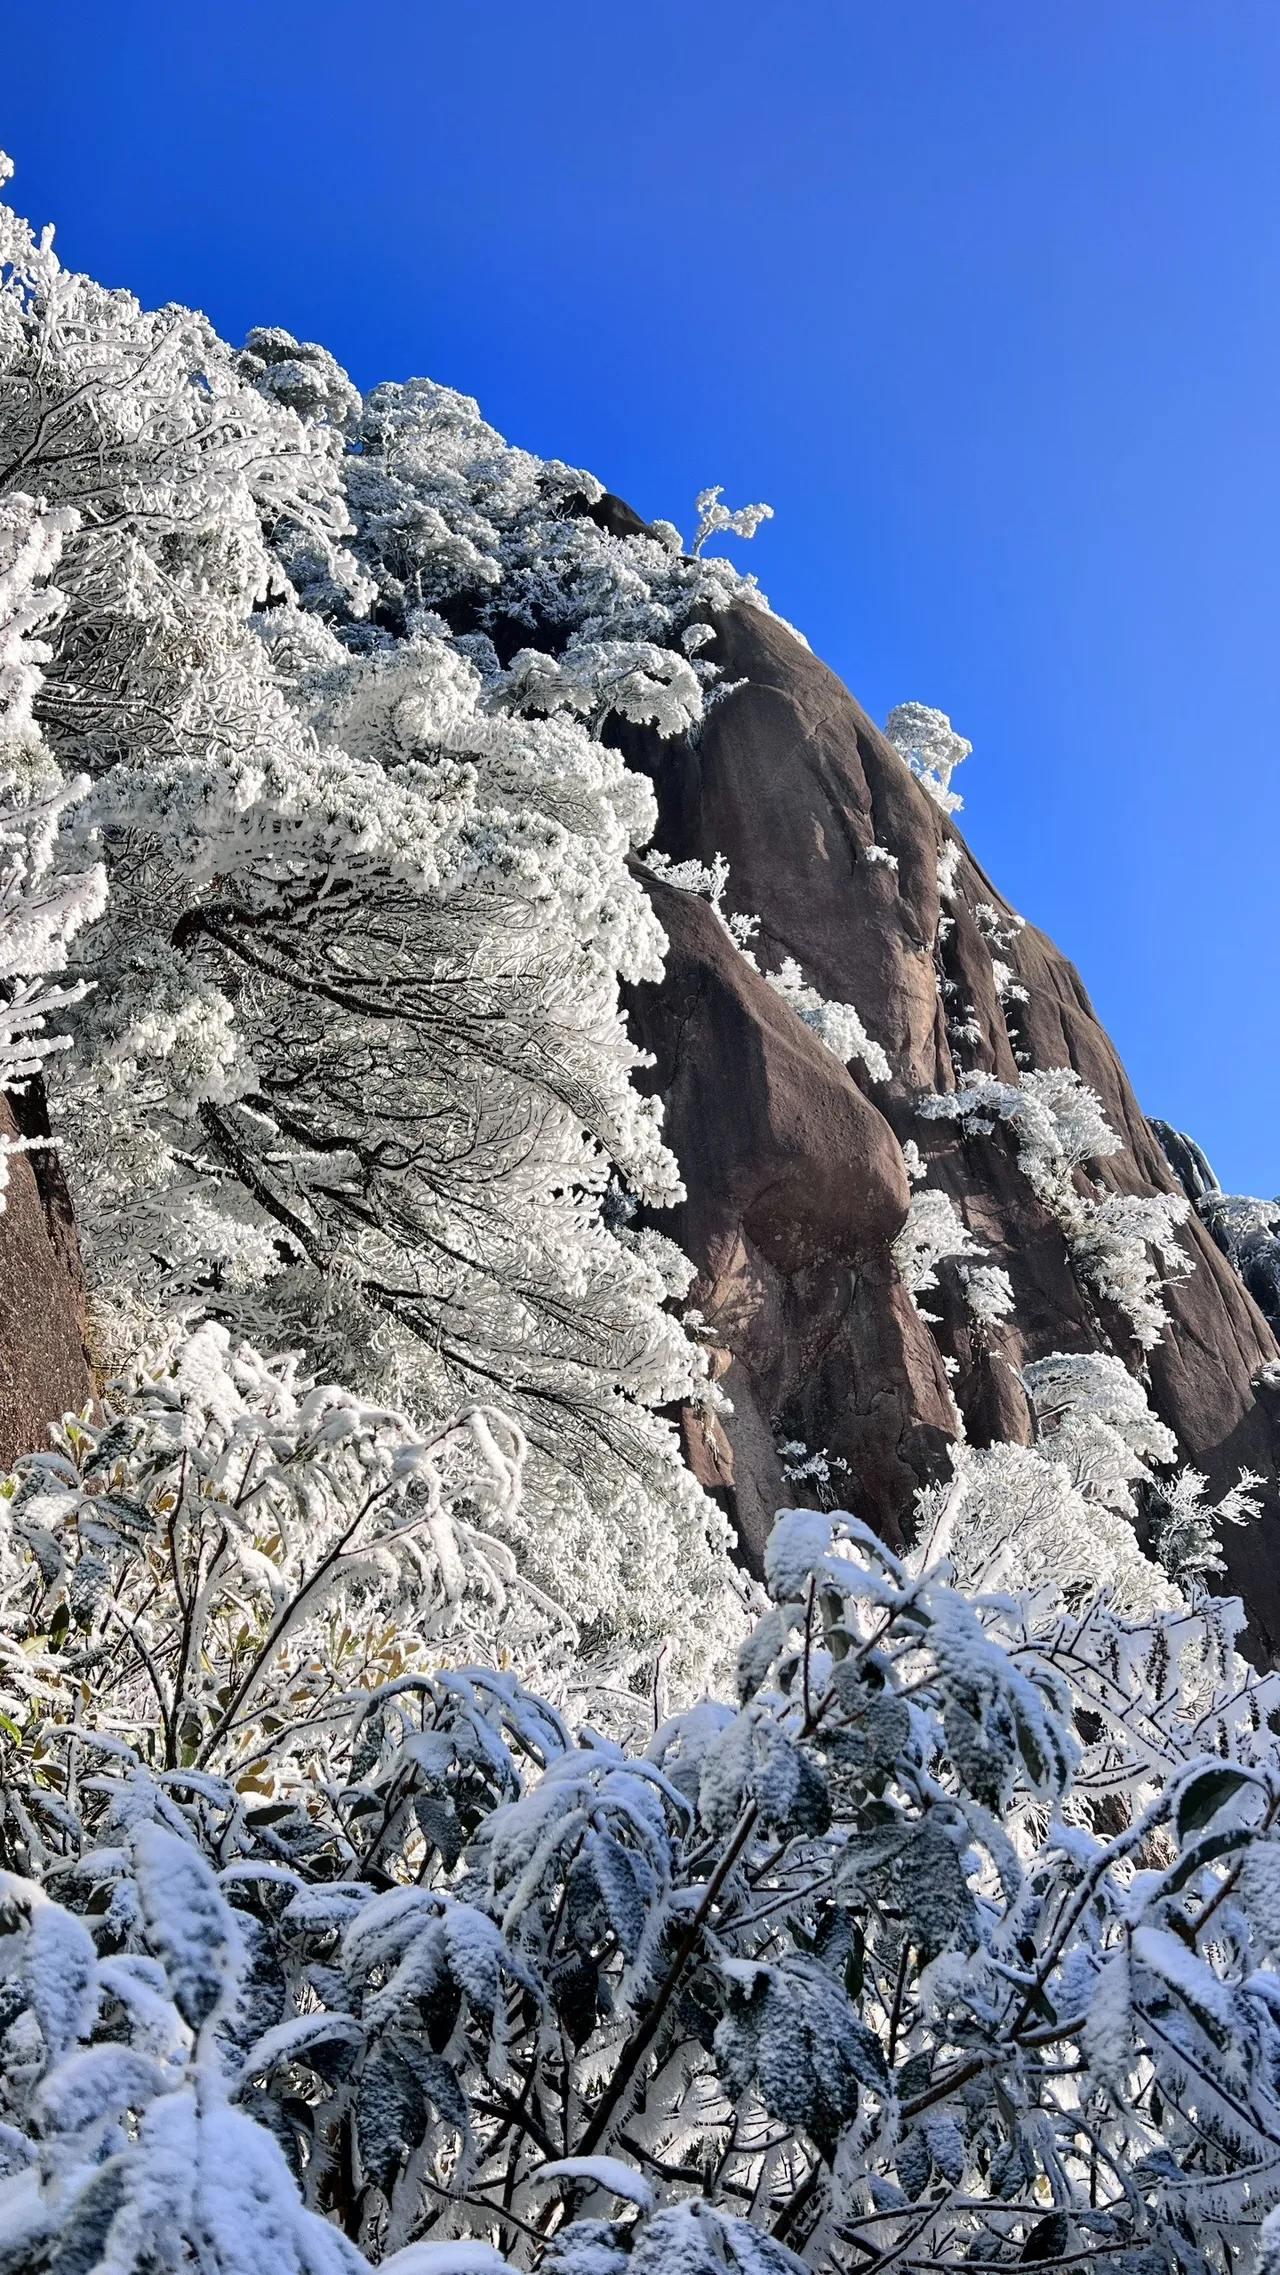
[[1154, 1117, 1280, 1343], [620, 595, 1280, 1647], [0, 1079, 93, 1466]]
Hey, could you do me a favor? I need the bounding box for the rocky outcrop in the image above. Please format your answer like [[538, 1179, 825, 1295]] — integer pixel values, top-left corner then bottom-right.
[[621, 597, 1280, 1648], [632, 870, 956, 1566], [1154, 1118, 1280, 1343], [0, 1079, 93, 1465]]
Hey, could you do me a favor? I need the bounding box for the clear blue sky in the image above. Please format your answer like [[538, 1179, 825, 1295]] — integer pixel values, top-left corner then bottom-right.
[[7, 2, 1278, 1191]]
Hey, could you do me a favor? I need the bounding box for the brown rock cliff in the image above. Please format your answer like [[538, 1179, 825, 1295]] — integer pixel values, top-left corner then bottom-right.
[[619, 597, 1280, 1647]]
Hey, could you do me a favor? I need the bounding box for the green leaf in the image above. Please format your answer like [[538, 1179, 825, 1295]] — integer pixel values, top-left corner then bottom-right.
[[1176, 1766, 1253, 1843], [1164, 1824, 1249, 1896], [1020, 2212, 1070, 2261]]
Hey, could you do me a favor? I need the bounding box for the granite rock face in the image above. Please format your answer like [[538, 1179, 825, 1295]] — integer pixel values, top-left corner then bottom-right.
[[620, 597, 1280, 1647], [1153, 1118, 1280, 1344], [0, 1078, 93, 1466]]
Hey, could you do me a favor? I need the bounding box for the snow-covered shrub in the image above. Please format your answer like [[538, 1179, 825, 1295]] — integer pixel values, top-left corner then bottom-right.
[[691, 483, 774, 557], [763, 956, 891, 1081], [775, 1435, 849, 1507], [901, 1136, 928, 1184], [1068, 1188, 1193, 1350], [1023, 1349, 1178, 1517], [891, 1187, 978, 1318], [935, 839, 962, 949], [958, 1260, 1015, 1336], [922, 1065, 1122, 1189], [6, 1490, 1280, 2272], [922, 1068, 1191, 1349], [1145, 1463, 1266, 1586], [0, 1320, 580, 1784], [500, 633, 704, 741], [885, 700, 971, 814], [1017, 1350, 1263, 1597], [0, 493, 106, 1201], [641, 846, 760, 949], [936, 1438, 1181, 1613]]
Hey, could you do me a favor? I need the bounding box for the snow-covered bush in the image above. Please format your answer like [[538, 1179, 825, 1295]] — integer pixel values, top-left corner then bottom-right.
[[922, 1068, 1191, 1349], [0, 493, 106, 1200], [6, 1485, 1280, 2273], [500, 633, 705, 741], [938, 1436, 1179, 1611], [1009, 1349, 1263, 1600], [641, 846, 760, 949], [1023, 1349, 1178, 1518], [935, 840, 962, 947], [1145, 1463, 1266, 1586], [958, 1260, 1015, 1336], [971, 899, 1030, 1013], [1068, 1188, 1193, 1350], [763, 956, 891, 1081], [922, 1066, 1122, 1189], [891, 1187, 978, 1318], [691, 484, 774, 557], [885, 701, 971, 814], [0, 1320, 580, 1783]]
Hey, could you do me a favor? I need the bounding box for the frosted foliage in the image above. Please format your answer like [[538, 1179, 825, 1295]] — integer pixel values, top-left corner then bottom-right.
[[891, 1188, 978, 1308], [0, 160, 746, 1677], [1015, 1351, 1262, 1598], [642, 846, 760, 951], [1023, 1350, 1178, 1518], [900, 1137, 927, 1184], [922, 1065, 1122, 1183], [762, 957, 891, 1080], [0, 1320, 586, 1775], [0, 494, 106, 1200], [1068, 1188, 1192, 1350], [922, 1068, 1191, 1349], [958, 1261, 1015, 1333], [943, 1439, 1179, 1612], [7, 1496, 1280, 2272], [885, 700, 971, 814], [1147, 1464, 1265, 1585], [501, 635, 704, 741], [691, 485, 774, 557]]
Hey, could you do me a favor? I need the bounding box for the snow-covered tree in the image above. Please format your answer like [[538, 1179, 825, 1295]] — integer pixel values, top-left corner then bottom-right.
[[1023, 1348, 1178, 1516], [891, 1187, 979, 1318], [0, 490, 106, 1199], [957, 1260, 1015, 1337], [691, 484, 774, 558], [885, 700, 971, 814], [0, 158, 753, 1682]]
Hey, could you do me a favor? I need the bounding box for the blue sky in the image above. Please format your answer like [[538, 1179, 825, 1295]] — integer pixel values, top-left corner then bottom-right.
[[7, 1, 1278, 1190]]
